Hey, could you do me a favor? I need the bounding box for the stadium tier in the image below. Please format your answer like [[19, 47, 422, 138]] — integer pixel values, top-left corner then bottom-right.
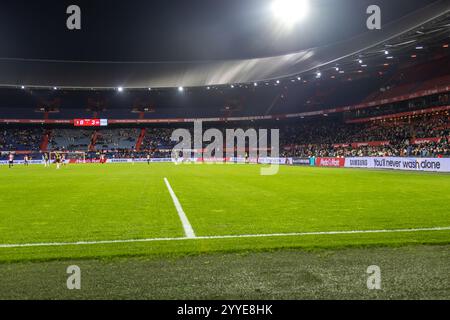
[[1, 52, 449, 120], [1, 105, 449, 160]]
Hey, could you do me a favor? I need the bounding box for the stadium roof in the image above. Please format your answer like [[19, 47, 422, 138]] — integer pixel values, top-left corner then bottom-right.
[[0, 0, 448, 90]]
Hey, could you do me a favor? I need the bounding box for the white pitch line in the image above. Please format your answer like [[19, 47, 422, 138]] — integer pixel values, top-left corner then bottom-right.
[[0, 226, 449, 249], [164, 177, 196, 238]]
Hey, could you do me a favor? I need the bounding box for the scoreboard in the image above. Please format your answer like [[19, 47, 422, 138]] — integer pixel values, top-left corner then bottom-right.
[[74, 119, 108, 127]]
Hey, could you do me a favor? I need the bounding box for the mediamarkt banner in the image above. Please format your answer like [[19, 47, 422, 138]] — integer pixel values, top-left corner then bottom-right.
[[345, 157, 450, 172]]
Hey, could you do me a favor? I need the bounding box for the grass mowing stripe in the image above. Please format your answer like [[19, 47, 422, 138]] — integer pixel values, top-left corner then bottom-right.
[[164, 177, 196, 238], [0, 226, 449, 249]]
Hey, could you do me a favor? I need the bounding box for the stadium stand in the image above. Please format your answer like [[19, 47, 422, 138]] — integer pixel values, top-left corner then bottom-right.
[[49, 129, 92, 151], [1, 106, 448, 159], [94, 129, 140, 151], [0, 128, 42, 151]]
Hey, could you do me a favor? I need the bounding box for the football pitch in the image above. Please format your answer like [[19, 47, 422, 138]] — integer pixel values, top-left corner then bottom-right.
[[0, 163, 449, 299]]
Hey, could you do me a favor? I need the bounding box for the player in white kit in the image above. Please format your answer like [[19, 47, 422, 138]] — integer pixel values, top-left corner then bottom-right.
[[8, 153, 14, 168]]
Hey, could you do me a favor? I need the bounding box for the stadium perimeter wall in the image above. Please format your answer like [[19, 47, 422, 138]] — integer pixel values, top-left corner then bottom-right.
[[2, 157, 450, 172], [0, 157, 294, 165]]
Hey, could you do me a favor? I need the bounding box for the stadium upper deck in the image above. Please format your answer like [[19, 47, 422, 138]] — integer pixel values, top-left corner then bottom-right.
[[0, 52, 448, 122]]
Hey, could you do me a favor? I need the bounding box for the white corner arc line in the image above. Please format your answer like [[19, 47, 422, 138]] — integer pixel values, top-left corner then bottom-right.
[[0, 226, 449, 249], [164, 177, 196, 238]]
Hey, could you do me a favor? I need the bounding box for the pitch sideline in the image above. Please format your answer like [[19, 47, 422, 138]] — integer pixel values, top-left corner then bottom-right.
[[0, 226, 449, 249], [164, 177, 196, 238]]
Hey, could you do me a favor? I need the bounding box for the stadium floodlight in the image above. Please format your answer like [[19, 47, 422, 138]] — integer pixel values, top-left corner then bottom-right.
[[254, 82, 258, 87], [358, 59, 363, 64], [316, 71, 321, 78], [271, 0, 310, 27], [384, 50, 389, 55], [178, 86, 184, 92], [297, 76, 301, 80], [53, 87, 57, 90], [117, 87, 123, 92], [21, 85, 25, 89]]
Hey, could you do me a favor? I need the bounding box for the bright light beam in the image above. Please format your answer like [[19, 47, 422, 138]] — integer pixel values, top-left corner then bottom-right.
[[271, 0, 310, 28]]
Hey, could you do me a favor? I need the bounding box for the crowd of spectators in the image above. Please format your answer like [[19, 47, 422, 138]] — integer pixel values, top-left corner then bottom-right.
[[49, 129, 91, 150], [284, 140, 449, 158], [95, 129, 139, 150], [0, 129, 42, 151], [281, 113, 449, 158], [140, 128, 175, 151]]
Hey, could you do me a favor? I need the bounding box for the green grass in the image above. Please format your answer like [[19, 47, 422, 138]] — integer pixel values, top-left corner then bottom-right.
[[0, 163, 449, 263], [0, 245, 448, 300]]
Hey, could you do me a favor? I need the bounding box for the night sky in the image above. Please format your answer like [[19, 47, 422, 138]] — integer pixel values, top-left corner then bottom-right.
[[0, 0, 440, 61]]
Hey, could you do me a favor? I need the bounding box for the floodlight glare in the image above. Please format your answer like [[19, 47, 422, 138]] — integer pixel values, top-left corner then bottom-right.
[[178, 86, 184, 92], [117, 87, 123, 92], [271, 0, 310, 27]]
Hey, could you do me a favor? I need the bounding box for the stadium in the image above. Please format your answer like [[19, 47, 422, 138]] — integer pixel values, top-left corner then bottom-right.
[[0, 0, 449, 301]]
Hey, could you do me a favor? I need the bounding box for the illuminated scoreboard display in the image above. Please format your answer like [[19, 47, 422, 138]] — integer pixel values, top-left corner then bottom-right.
[[74, 119, 108, 127]]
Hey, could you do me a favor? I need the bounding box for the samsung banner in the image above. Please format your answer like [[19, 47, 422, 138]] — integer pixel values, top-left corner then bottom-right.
[[345, 157, 450, 173]]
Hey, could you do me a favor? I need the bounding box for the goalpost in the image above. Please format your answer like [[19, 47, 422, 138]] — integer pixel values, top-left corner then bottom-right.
[[49, 151, 86, 164]]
